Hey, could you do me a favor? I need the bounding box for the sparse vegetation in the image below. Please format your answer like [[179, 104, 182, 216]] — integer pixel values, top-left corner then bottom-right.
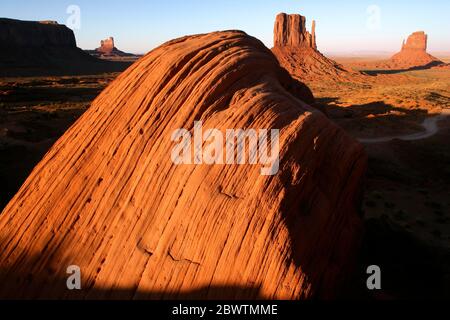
[[0, 74, 118, 210]]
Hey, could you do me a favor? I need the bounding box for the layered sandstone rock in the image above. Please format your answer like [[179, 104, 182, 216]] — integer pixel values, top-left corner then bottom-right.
[[0, 31, 366, 299], [272, 13, 357, 82], [390, 31, 442, 69]]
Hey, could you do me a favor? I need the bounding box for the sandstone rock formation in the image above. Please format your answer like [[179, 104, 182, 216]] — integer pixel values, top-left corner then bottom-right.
[[86, 36, 139, 60], [0, 18, 130, 76], [311, 20, 317, 50], [0, 31, 366, 299], [402, 31, 428, 51], [0, 18, 76, 47], [274, 13, 316, 49], [389, 31, 442, 70], [98, 37, 116, 54], [272, 13, 357, 82]]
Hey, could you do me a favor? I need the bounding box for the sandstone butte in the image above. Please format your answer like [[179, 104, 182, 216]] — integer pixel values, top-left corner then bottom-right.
[[389, 31, 443, 70], [93, 36, 133, 57], [272, 13, 357, 82], [0, 31, 367, 299], [98, 37, 116, 54]]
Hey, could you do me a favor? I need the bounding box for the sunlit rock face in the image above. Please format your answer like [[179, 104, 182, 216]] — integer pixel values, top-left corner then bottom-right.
[[390, 31, 442, 69], [0, 30, 366, 300], [272, 13, 358, 82]]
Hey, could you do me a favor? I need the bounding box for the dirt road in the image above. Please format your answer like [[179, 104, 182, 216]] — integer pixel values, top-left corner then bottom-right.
[[359, 109, 450, 143]]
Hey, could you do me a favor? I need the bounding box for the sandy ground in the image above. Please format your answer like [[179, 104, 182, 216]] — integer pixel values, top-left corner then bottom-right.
[[309, 60, 450, 298], [309, 60, 450, 247], [359, 109, 450, 143], [0, 74, 118, 208]]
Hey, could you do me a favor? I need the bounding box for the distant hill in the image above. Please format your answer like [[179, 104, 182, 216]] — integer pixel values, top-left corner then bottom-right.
[[0, 18, 132, 77]]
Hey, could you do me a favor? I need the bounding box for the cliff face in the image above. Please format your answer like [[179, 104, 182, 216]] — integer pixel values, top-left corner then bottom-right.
[[0, 18, 130, 77], [91, 36, 134, 58], [97, 37, 115, 54], [0, 31, 366, 299], [0, 18, 76, 47], [401, 31, 427, 52], [272, 13, 357, 82], [273, 13, 316, 49]]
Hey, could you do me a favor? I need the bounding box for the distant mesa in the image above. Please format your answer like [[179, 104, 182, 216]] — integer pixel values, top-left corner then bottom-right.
[[346, 31, 445, 73], [0, 18, 76, 48], [272, 13, 358, 82], [98, 37, 116, 54], [389, 31, 443, 70], [85, 37, 141, 61], [0, 18, 131, 77]]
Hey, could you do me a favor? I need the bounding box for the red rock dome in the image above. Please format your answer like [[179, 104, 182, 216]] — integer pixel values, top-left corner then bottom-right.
[[0, 31, 366, 299]]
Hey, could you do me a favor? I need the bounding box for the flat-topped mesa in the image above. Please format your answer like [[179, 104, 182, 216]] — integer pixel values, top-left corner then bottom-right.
[[0, 18, 131, 77], [274, 13, 317, 49], [401, 31, 427, 51], [0, 18, 76, 47]]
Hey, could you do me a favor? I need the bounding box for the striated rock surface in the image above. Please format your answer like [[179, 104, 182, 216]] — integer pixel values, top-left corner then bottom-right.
[[389, 31, 442, 69], [0, 31, 366, 299], [272, 13, 358, 82]]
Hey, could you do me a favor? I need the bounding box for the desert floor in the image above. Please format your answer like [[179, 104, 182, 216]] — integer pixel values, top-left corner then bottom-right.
[[312, 57, 450, 298], [0, 59, 449, 298], [0, 74, 119, 209]]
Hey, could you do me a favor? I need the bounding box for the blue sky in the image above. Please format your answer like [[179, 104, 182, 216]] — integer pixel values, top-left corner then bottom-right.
[[1, 0, 449, 54]]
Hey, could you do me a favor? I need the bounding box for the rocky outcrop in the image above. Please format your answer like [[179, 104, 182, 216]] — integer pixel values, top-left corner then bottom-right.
[[311, 20, 317, 50], [274, 13, 316, 49], [86, 36, 138, 59], [272, 13, 358, 82], [389, 31, 442, 70], [0, 18, 130, 76], [0, 18, 76, 47], [0, 31, 366, 299], [401, 31, 428, 52], [97, 37, 115, 54]]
